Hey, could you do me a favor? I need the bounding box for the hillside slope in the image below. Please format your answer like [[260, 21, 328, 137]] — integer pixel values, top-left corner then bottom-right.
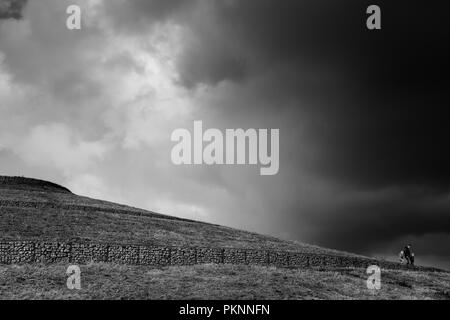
[[0, 176, 362, 256]]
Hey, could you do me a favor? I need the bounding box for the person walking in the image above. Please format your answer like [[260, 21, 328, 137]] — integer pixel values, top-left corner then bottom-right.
[[403, 244, 413, 265]]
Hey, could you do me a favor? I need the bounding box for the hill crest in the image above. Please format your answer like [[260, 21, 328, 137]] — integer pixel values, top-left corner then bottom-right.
[[0, 176, 71, 193]]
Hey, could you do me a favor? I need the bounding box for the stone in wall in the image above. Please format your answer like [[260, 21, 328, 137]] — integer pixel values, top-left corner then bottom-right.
[[12, 241, 35, 264], [246, 250, 268, 265], [223, 248, 247, 264], [139, 246, 171, 266], [320, 254, 344, 267], [34, 242, 71, 263], [0, 242, 9, 264], [289, 252, 310, 268], [71, 243, 109, 264], [308, 254, 326, 267], [268, 251, 290, 267], [170, 248, 197, 265], [0, 241, 35, 264], [196, 248, 223, 264], [108, 245, 140, 265]]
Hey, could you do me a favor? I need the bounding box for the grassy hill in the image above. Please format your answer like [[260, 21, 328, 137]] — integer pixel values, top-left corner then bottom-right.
[[0, 176, 361, 255], [0, 176, 449, 300]]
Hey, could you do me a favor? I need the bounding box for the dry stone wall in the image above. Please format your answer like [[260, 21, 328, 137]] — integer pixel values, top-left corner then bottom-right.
[[0, 240, 441, 272]]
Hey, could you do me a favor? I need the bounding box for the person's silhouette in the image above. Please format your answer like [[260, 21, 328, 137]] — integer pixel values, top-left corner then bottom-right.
[[403, 244, 413, 265]]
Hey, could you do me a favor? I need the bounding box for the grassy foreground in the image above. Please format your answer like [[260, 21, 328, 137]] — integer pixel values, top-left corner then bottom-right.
[[1, 263, 449, 300]]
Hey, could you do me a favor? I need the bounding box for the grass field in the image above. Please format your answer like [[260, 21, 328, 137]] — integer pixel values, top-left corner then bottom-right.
[[1, 263, 449, 300]]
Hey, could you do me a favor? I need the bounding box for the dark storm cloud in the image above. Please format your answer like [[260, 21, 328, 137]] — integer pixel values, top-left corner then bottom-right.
[[0, 0, 28, 20], [108, 0, 450, 188], [177, 0, 450, 189]]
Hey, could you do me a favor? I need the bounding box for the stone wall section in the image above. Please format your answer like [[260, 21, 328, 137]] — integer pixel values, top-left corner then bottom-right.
[[0, 240, 442, 272]]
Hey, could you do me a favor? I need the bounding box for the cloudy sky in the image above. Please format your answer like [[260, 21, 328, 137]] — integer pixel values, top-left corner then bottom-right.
[[1, 0, 449, 269]]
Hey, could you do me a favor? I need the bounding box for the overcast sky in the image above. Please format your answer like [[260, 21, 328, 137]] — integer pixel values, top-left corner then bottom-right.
[[1, 0, 449, 269]]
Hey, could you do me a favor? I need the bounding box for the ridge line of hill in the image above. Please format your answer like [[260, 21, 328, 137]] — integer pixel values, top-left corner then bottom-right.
[[0, 176, 71, 193]]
